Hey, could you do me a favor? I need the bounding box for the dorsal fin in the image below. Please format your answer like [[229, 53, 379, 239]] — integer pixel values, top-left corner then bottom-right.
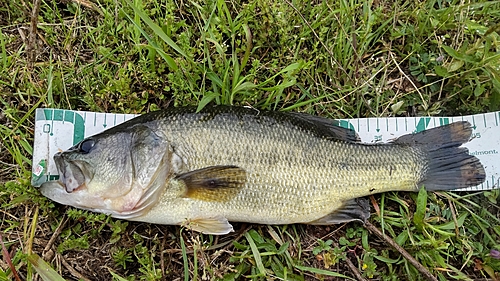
[[287, 112, 360, 142], [99, 106, 360, 143]]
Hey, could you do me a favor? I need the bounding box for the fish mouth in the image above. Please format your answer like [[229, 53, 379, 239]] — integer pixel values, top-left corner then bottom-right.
[[40, 153, 105, 211], [53, 152, 91, 193]]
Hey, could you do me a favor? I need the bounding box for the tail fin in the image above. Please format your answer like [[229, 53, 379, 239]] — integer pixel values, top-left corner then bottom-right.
[[395, 121, 485, 191]]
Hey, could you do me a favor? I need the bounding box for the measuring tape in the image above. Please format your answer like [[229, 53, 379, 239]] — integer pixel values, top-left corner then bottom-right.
[[32, 109, 500, 191]]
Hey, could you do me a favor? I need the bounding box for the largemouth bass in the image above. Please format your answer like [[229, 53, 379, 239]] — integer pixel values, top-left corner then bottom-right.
[[40, 106, 485, 234]]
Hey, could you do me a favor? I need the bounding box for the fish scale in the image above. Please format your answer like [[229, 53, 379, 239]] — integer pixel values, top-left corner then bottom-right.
[[137, 112, 427, 225]]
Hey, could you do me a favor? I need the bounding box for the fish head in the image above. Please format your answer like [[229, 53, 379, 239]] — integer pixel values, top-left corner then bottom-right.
[[40, 125, 173, 218]]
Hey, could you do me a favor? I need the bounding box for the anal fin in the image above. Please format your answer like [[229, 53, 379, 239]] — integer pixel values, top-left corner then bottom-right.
[[308, 198, 370, 225]]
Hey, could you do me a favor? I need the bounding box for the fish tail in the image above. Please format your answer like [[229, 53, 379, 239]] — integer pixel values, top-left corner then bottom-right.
[[395, 121, 485, 190]]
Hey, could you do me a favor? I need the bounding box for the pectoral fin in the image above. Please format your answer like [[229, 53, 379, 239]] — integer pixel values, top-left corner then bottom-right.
[[184, 217, 234, 235], [175, 165, 246, 202], [308, 198, 370, 225]]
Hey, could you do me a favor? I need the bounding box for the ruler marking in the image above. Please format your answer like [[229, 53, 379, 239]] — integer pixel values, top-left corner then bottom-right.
[[93, 113, 97, 126], [483, 113, 487, 127], [496, 112, 499, 126], [50, 109, 54, 136]]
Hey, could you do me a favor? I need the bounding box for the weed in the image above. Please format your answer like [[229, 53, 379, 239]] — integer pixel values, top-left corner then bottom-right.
[[57, 229, 90, 253], [133, 233, 162, 280], [110, 220, 129, 244], [112, 247, 133, 270], [312, 239, 333, 255]]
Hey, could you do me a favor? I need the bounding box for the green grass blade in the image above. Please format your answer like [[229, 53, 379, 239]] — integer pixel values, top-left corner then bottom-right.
[[294, 265, 354, 279], [197, 92, 219, 112], [27, 254, 65, 281], [435, 213, 467, 230], [122, 11, 178, 71], [281, 94, 330, 111], [206, 71, 224, 88], [124, 0, 190, 60], [180, 231, 189, 281], [0, 30, 7, 69], [413, 187, 427, 231], [244, 231, 266, 277], [240, 24, 252, 70], [108, 270, 129, 281]]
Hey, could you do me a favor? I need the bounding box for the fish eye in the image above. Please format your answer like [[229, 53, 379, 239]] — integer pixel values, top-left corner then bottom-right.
[[79, 139, 95, 154]]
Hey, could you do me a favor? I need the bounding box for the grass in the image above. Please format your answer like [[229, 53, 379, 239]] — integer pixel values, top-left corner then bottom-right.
[[0, 0, 500, 280]]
